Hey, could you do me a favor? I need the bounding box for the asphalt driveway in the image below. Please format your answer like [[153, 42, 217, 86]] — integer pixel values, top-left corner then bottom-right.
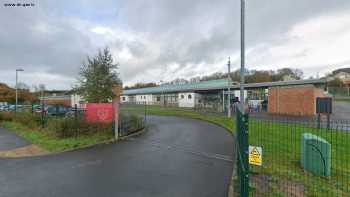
[[0, 128, 30, 151], [332, 101, 350, 120], [0, 116, 234, 197]]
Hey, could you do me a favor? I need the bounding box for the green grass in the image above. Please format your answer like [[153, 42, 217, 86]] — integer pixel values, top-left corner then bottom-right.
[[249, 119, 350, 197], [1, 121, 114, 152], [122, 105, 350, 197], [335, 98, 350, 103]]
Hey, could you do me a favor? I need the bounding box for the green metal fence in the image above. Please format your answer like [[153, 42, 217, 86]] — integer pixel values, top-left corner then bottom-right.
[[236, 108, 249, 197], [119, 102, 147, 137], [236, 112, 350, 197], [328, 87, 350, 97]]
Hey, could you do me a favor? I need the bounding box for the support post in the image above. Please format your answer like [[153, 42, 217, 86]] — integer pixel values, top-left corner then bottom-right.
[[15, 71, 18, 114], [222, 90, 225, 112], [112, 85, 123, 140]]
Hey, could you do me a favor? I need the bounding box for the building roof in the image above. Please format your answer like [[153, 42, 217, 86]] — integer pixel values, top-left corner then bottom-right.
[[122, 78, 326, 95], [123, 79, 231, 95]]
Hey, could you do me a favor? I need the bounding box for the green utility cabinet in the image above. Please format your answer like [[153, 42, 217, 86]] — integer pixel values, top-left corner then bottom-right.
[[301, 133, 331, 176]]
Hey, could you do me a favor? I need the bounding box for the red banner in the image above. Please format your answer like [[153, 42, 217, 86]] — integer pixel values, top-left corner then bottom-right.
[[85, 103, 114, 123]]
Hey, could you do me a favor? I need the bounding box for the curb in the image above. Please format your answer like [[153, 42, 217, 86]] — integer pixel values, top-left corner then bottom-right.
[[0, 144, 49, 158], [0, 127, 148, 159], [119, 127, 147, 140]]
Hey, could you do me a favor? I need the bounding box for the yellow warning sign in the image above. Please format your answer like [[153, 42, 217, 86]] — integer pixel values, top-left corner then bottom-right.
[[249, 146, 262, 166]]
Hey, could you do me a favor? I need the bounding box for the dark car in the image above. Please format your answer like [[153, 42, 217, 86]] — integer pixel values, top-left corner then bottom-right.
[[65, 107, 86, 118], [46, 105, 70, 116]]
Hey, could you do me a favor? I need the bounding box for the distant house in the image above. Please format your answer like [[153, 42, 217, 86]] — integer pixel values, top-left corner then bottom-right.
[[282, 74, 298, 81], [327, 71, 350, 87], [334, 72, 350, 86], [41, 90, 85, 108]]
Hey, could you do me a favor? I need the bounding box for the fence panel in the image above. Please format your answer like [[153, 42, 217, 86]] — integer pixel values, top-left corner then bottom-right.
[[119, 102, 147, 137], [248, 117, 350, 197]]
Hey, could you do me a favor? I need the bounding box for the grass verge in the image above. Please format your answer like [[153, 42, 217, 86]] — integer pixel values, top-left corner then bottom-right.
[[1, 121, 114, 152]]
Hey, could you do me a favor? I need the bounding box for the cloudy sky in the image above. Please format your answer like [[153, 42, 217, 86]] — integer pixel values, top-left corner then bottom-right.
[[1, 0, 350, 90]]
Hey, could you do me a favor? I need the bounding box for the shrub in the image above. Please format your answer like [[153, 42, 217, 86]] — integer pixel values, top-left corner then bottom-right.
[[48, 117, 114, 138], [15, 112, 42, 128], [0, 112, 14, 122]]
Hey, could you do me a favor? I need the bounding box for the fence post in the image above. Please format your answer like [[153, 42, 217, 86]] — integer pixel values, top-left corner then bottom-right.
[[236, 108, 249, 197], [327, 114, 330, 129], [112, 85, 123, 140], [144, 101, 147, 127], [41, 102, 45, 128], [74, 104, 78, 137]]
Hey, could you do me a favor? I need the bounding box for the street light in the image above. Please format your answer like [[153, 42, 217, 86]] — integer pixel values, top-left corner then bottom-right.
[[240, 0, 246, 111], [227, 57, 231, 117], [15, 68, 24, 113]]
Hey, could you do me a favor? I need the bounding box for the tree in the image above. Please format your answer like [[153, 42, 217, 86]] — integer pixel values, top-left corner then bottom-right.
[[328, 78, 344, 87], [246, 70, 273, 83], [76, 48, 121, 103], [274, 68, 303, 81], [0, 82, 36, 103], [124, 82, 158, 90]]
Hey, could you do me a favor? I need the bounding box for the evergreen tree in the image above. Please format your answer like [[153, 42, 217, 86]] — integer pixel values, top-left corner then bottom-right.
[[77, 48, 121, 103]]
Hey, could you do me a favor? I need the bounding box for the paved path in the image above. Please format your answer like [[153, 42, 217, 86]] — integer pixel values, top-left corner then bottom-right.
[[332, 101, 350, 121], [0, 116, 234, 197], [0, 128, 30, 151]]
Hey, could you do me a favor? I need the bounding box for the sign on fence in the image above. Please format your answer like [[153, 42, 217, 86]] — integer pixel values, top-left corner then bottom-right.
[[249, 146, 262, 166], [86, 103, 114, 123]]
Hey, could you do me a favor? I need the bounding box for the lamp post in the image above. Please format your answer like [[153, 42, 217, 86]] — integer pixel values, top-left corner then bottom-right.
[[240, 0, 246, 111], [227, 57, 231, 117], [15, 68, 24, 113]]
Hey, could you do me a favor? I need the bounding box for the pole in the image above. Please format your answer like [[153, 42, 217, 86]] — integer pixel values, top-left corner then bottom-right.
[[222, 90, 225, 112], [240, 0, 246, 111], [227, 57, 231, 117], [15, 70, 18, 114]]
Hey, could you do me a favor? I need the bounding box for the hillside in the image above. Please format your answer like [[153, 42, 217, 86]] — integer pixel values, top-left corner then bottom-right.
[[0, 82, 36, 103]]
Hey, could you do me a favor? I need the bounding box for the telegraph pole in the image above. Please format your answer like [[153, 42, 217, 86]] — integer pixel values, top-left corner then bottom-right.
[[240, 0, 246, 111], [227, 57, 231, 117]]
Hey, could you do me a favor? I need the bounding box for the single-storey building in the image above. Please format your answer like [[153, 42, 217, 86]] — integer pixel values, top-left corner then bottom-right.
[[121, 79, 327, 114]]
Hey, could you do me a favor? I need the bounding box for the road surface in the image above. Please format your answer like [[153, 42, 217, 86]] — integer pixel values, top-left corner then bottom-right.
[[0, 116, 234, 197], [0, 127, 30, 151]]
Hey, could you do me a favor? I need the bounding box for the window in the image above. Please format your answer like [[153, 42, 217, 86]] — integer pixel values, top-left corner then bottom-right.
[[156, 96, 160, 101], [122, 97, 126, 101], [181, 95, 184, 99], [188, 94, 192, 99]]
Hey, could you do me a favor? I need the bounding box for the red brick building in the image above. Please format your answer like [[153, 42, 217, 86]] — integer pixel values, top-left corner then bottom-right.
[[268, 85, 325, 116]]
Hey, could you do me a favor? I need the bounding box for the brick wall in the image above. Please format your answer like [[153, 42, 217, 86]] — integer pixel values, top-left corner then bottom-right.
[[268, 86, 325, 116], [43, 99, 71, 107]]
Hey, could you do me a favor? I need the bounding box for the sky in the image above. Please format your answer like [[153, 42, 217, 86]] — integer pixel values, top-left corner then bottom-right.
[[1, 0, 350, 90]]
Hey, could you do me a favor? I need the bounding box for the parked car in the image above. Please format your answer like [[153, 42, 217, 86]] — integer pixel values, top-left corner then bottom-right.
[[34, 106, 46, 113], [65, 107, 86, 118], [46, 105, 70, 116]]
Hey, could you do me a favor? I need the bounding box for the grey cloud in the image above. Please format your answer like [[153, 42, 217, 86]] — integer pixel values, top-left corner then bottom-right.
[[1, 0, 350, 88]]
